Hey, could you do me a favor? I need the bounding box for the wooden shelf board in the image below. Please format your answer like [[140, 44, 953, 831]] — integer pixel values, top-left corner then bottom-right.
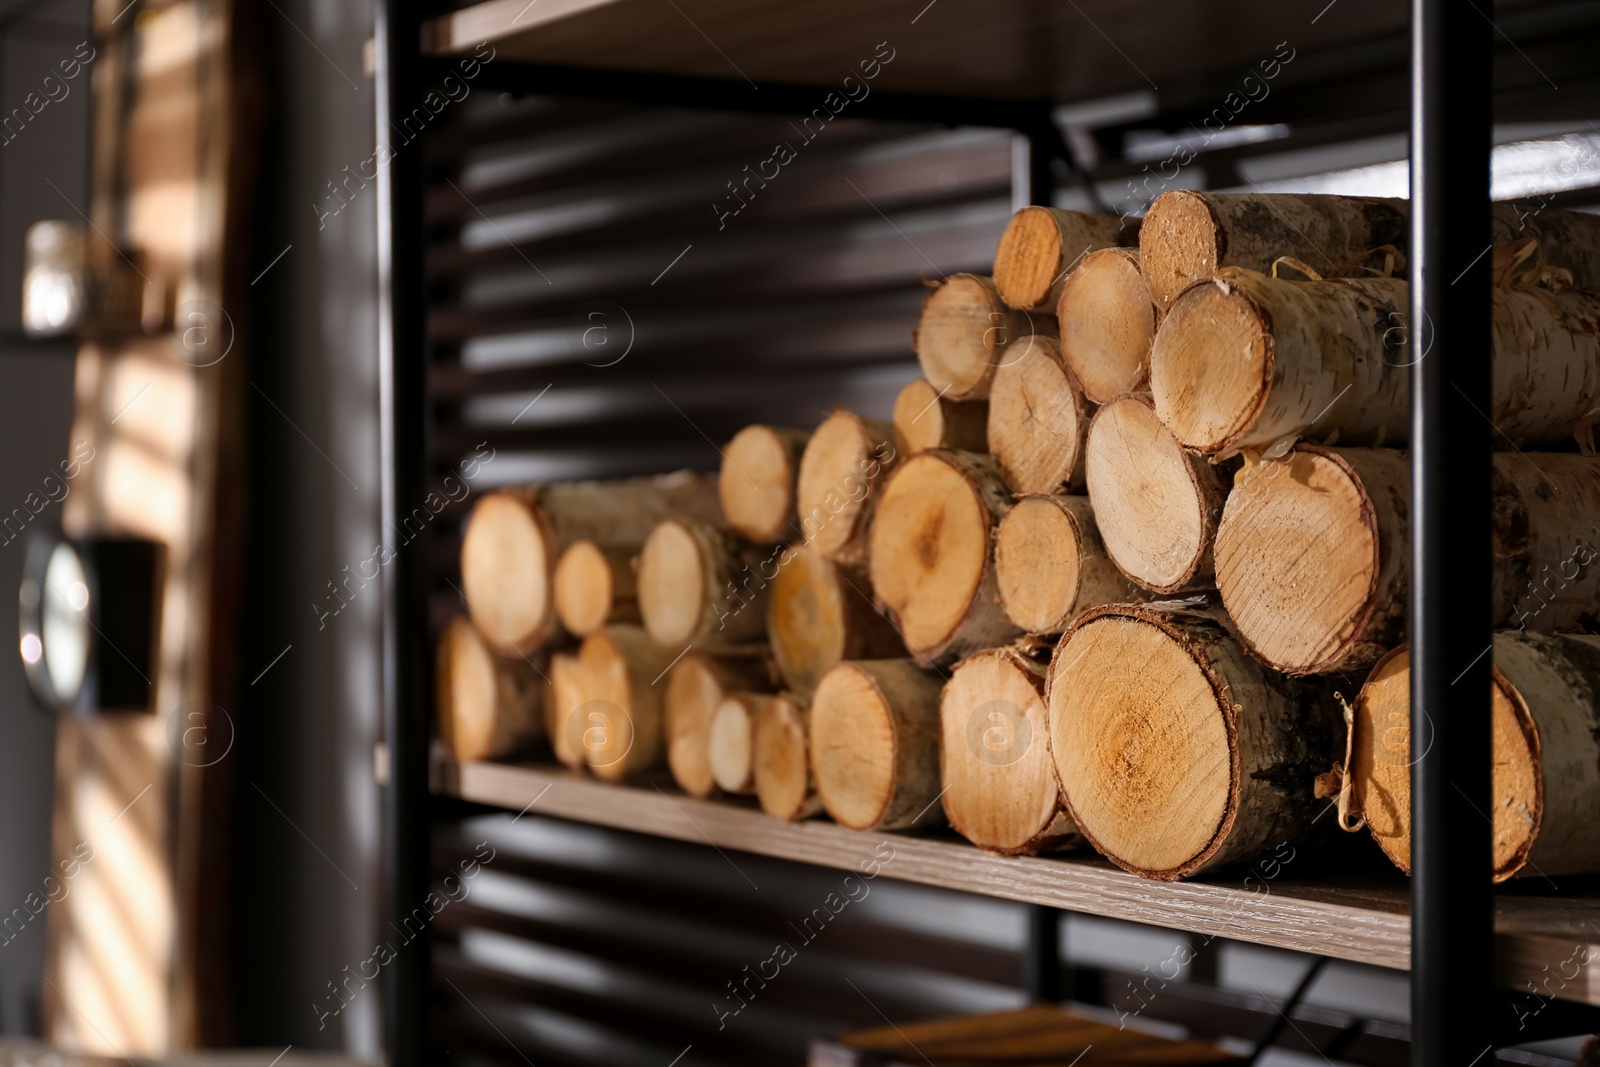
[[438, 759, 1600, 1005], [422, 0, 1415, 104]]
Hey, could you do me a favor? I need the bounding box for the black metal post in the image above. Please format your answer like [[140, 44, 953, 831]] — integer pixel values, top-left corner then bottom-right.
[[1410, 0, 1495, 1063], [1023, 905, 1063, 1002], [376, 0, 429, 1063]]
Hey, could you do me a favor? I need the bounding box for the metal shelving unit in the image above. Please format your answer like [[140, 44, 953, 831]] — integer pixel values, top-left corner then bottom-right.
[[373, 2, 1600, 1064]]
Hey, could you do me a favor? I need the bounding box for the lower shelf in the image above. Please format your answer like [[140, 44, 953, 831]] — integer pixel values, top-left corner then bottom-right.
[[435, 758, 1600, 1007]]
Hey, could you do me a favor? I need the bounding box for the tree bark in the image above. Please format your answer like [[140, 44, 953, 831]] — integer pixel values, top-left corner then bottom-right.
[[994, 495, 1136, 634], [811, 660, 946, 832], [994, 206, 1138, 312], [940, 644, 1080, 855], [767, 545, 904, 698], [1048, 603, 1334, 880], [1057, 247, 1157, 404], [869, 450, 1021, 666], [435, 617, 543, 763], [720, 424, 810, 544], [987, 334, 1091, 495], [893, 378, 988, 455]]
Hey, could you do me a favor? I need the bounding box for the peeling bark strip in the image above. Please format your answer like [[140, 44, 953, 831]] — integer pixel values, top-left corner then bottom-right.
[[1047, 603, 1334, 881], [435, 617, 543, 763], [1057, 247, 1157, 405], [869, 450, 1021, 666], [939, 646, 1080, 855], [993, 206, 1138, 312], [1151, 271, 1600, 456], [892, 378, 987, 455], [811, 659, 945, 832], [987, 334, 1092, 495], [767, 545, 904, 699], [1350, 633, 1600, 882], [720, 424, 810, 544], [665, 651, 774, 799], [1215, 446, 1410, 676], [994, 494, 1136, 634], [460, 472, 720, 653], [1084, 395, 1230, 595], [914, 274, 1049, 401], [754, 693, 823, 821]]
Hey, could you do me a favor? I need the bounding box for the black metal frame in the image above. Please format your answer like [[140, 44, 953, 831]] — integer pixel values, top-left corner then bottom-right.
[[372, 6, 1583, 1065]]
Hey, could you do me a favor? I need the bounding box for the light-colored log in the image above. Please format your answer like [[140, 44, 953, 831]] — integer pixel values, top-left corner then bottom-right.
[[1057, 247, 1157, 404], [869, 450, 1021, 666], [795, 409, 897, 566], [1349, 632, 1600, 881], [637, 519, 768, 650], [720, 424, 810, 544], [811, 660, 945, 832], [459, 472, 719, 652], [987, 334, 1090, 494], [940, 645, 1080, 855], [994, 495, 1136, 634], [914, 274, 1041, 401], [710, 692, 765, 795], [893, 378, 988, 455], [767, 545, 904, 698], [544, 650, 585, 770], [753, 693, 822, 821], [993, 206, 1138, 312], [574, 625, 677, 781], [553, 539, 638, 636], [1084, 395, 1230, 594], [664, 651, 773, 798], [1048, 604, 1334, 880], [435, 617, 543, 763]]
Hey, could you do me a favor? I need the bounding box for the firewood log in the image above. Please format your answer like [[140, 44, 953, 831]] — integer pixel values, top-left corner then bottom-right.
[[993, 206, 1138, 312], [1057, 247, 1157, 404], [545, 650, 585, 770], [914, 274, 1041, 401], [1141, 189, 1600, 313], [637, 519, 768, 650], [1151, 269, 1600, 456], [709, 692, 765, 795], [573, 625, 676, 781], [767, 545, 904, 698], [811, 660, 945, 832], [892, 378, 988, 455], [664, 651, 773, 798], [1084, 395, 1230, 594], [435, 617, 543, 763], [1348, 632, 1600, 881], [1048, 603, 1334, 880], [459, 472, 718, 653], [869, 450, 1021, 666], [754, 693, 822, 821], [994, 495, 1136, 634], [553, 540, 638, 636], [940, 645, 1080, 855], [987, 334, 1090, 494], [720, 424, 810, 544], [795, 409, 897, 566], [1216, 448, 1600, 675]]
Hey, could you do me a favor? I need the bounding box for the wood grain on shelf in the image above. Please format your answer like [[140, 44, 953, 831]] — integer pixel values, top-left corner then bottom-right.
[[422, 0, 1406, 103]]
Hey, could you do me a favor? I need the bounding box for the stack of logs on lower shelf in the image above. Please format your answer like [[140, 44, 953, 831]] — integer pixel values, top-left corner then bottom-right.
[[438, 192, 1600, 884]]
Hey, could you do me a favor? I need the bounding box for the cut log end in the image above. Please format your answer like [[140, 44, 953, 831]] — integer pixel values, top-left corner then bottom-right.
[[1084, 396, 1220, 594], [1050, 611, 1235, 879], [710, 692, 762, 794], [554, 540, 616, 636], [995, 497, 1083, 634], [1058, 248, 1156, 405], [796, 409, 893, 562], [546, 651, 585, 770], [940, 648, 1078, 854], [754, 693, 821, 821], [460, 491, 553, 653], [664, 651, 771, 797], [637, 520, 706, 647], [575, 626, 671, 781], [1351, 645, 1540, 882], [995, 206, 1076, 311], [721, 425, 805, 543], [1149, 280, 1271, 453], [987, 335, 1089, 495], [1140, 190, 1223, 313], [436, 617, 542, 763], [893, 378, 987, 455], [768, 546, 848, 695], [811, 660, 944, 832], [1215, 447, 1403, 675], [915, 274, 1018, 400]]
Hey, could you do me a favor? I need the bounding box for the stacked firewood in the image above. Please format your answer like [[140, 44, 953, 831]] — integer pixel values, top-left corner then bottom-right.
[[439, 193, 1600, 884]]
